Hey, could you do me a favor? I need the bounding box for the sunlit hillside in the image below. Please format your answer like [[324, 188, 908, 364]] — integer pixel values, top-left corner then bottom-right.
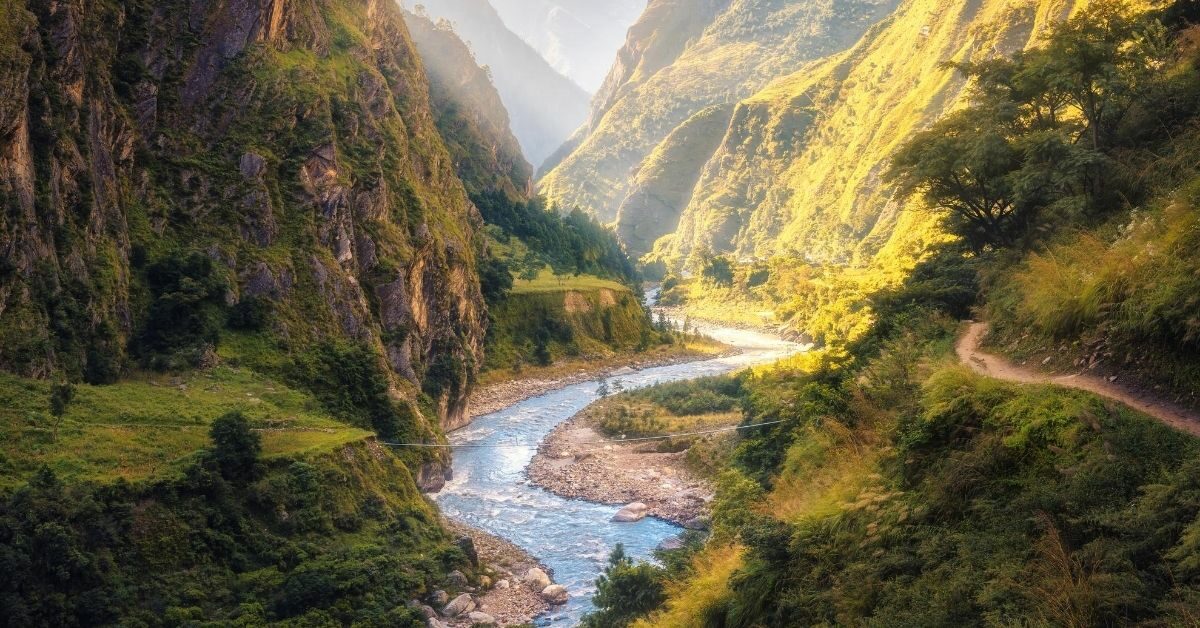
[[661, 0, 1100, 269], [538, 0, 902, 222]]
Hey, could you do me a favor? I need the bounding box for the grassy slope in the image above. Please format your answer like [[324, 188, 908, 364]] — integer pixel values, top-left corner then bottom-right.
[[635, 316, 1200, 626]]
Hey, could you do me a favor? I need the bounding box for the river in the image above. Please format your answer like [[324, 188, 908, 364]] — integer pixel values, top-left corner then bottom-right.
[[433, 308, 801, 625]]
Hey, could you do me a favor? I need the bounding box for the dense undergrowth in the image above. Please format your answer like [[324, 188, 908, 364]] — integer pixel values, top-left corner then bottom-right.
[[585, 3, 1200, 625]]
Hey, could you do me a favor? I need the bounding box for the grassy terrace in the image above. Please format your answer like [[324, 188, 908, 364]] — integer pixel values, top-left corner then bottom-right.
[[509, 268, 630, 294], [0, 367, 370, 489]]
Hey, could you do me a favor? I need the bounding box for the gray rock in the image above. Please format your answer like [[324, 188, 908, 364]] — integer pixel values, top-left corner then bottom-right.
[[612, 502, 649, 522], [467, 611, 496, 625], [683, 515, 711, 531], [657, 536, 685, 551], [447, 569, 469, 588], [494, 579, 510, 590], [456, 535, 479, 567], [429, 590, 449, 607], [441, 593, 475, 618], [427, 619, 449, 628], [523, 567, 551, 590], [541, 584, 569, 605]]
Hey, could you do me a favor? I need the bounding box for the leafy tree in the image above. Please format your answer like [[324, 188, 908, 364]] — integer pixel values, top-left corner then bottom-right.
[[134, 251, 228, 369], [582, 544, 667, 627], [210, 411, 261, 482], [702, 256, 735, 287], [477, 256, 514, 304], [887, 109, 1027, 252], [48, 380, 75, 442]]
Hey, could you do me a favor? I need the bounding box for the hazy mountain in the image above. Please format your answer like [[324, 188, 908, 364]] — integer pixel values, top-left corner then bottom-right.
[[403, 9, 533, 198], [404, 0, 591, 168], [489, 0, 648, 93]]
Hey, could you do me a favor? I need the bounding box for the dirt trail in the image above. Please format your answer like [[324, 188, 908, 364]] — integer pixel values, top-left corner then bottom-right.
[[957, 322, 1200, 437]]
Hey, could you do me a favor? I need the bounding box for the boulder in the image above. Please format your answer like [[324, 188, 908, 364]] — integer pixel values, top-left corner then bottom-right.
[[447, 570, 469, 588], [456, 535, 479, 566], [657, 536, 685, 551], [541, 584, 569, 605], [683, 515, 711, 531], [494, 579, 510, 590], [441, 593, 475, 618], [429, 590, 449, 607], [612, 502, 649, 522], [406, 600, 437, 619], [427, 619, 448, 628], [467, 611, 496, 625], [523, 567, 551, 590]]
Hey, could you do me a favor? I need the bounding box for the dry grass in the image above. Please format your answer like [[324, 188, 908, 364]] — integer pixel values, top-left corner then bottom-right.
[[631, 544, 745, 628]]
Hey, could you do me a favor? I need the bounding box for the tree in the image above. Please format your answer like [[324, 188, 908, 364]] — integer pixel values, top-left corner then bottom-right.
[[48, 381, 75, 442], [582, 544, 667, 627], [702, 256, 735, 287], [887, 109, 1027, 252], [210, 411, 261, 482]]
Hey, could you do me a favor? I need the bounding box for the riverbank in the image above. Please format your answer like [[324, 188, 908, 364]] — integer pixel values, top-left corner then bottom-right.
[[468, 339, 736, 419], [526, 408, 719, 527], [440, 520, 553, 627]]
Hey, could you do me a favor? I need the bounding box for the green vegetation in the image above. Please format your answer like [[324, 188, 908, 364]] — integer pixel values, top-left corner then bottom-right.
[[0, 436, 464, 626], [591, 5, 1200, 626]]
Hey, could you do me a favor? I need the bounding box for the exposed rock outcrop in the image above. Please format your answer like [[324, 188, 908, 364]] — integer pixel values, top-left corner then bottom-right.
[[0, 0, 487, 437]]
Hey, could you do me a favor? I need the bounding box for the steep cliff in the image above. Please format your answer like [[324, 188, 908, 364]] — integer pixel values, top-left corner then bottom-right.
[[403, 8, 532, 199], [538, 0, 901, 221], [0, 0, 486, 433], [662, 0, 1091, 267], [402, 0, 591, 168]]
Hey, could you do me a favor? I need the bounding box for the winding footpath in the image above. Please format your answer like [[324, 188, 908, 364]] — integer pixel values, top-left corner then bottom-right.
[[957, 322, 1200, 437]]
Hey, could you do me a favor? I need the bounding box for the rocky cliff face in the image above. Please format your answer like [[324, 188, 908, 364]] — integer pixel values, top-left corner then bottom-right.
[[538, 0, 900, 222], [0, 0, 486, 433]]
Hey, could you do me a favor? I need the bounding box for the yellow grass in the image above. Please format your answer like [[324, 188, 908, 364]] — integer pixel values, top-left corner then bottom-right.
[[632, 544, 745, 628]]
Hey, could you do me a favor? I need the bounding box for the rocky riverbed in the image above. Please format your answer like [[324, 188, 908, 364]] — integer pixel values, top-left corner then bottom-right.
[[424, 520, 568, 627], [526, 412, 715, 527]]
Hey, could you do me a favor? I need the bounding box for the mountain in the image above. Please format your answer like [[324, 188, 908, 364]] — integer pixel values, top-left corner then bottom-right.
[[489, 0, 647, 93], [0, 0, 487, 434], [403, 0, 591, 168], [537, 0, 902, 232], [402, 8, 533, 198], [658, 0, 1090, 267]]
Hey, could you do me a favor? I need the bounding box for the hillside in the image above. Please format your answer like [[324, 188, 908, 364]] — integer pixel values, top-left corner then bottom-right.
[[402, 0, 591, 168], [402, 8, 532, 199], [578, 5, 1200, 625], [489, 0, 647, 93], [0, 0, 504, 622], [660, 0, 1089, 267], [538, 0, 901, 223]]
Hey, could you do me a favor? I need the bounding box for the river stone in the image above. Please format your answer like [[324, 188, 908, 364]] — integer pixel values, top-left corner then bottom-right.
[[427, 619, 448, 628], [524, 567, 551, 590], [406, 600, 437, 619], [429, 590, 449, 607], [456, 535, 479, 566], [657, 536, 685, 551], [541, 584, 569, 605], [612, 502, 649, 522], [683, 515, 711, 531], [442, 593, 475, 617], [447, 569, 469, 588], [467, 611, 496, 625], [495, 579, 510, 589]]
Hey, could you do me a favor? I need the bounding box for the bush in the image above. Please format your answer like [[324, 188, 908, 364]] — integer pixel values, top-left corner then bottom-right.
[[582, 544, 667, 628], [210, 411, 261, 482]]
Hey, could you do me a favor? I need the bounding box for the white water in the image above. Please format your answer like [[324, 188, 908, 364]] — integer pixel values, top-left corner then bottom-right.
[[434, 297, 801, 624]]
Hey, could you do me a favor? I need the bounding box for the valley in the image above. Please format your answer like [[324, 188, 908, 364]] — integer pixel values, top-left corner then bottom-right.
[[3, 0, 1200, 626]]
